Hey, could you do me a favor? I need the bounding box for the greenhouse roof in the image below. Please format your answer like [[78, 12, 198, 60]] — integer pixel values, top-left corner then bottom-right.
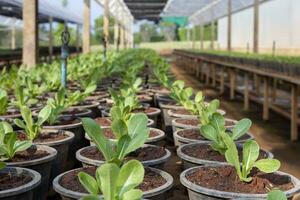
[[161, 0, 271, 26], [0, 0, 82, 24], [123, 0, 168, 22]]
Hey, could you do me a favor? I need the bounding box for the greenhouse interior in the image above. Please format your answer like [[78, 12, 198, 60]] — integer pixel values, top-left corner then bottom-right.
[[0, 0, 300, 199]]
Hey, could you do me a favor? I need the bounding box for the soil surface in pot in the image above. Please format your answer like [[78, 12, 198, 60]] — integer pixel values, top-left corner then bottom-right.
[[9, 148, 49, 162], [182, 144, 267, 162], [0, 173, 32, 190], [59, 167, 166, 193], [62, 109, 86, 115], [133, 107, 158, 114], [44, 118, 81, 126], [95, 118, 111, 126], [175, 118, 235, 127], [186, 165, 294, 193], [178, 129, 251, 141], [171, 109, 193, 115], [102, 128, 160, 139], [17, 131, 69, 143], [81, 146, 166, 162]]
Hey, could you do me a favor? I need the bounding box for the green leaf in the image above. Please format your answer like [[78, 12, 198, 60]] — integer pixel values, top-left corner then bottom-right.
[[78, 172, 99, 196], [37, 105, 52, 126], [211, 113, 225, 133], [20, 106, 33, 129], [122, 189, 143, 200], [14, 140, 32, 153], [82, 118, 113, 161], [97, 163, 120, 200], [111, 119, 127, 140], [231, 118, 252, 140], [117, 160, 144, 198], [81, 195, 100, 200], [0, 162, 6, 170], [267, 189, 287, 200], [242, 140, 259, 178], [195, 91, 203, 103], [116, 135, 131, 161], [0, 122, 13, 133], [200, 125, 218, 143], [254, 159, 281, 173], [127, 113, 148, 139], [13, 119, 26, 130]]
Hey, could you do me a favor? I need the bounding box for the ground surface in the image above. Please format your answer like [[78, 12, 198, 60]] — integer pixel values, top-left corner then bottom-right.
[[169, 62, 300, 200]]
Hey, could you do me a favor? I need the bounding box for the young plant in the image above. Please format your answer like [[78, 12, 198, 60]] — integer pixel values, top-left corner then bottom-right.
[[267, 189, 287, 200], [0, 122, 32, 161], [14, 105, 51, 141], [194, 91, 220, 125], [78, 159, 144, 200], [224, 136, 280, 182], [200, 113, 251, 154], [0, 89, 8, 115], [66, 83, 97, 106], [82, 113, 149, 166], [169, 80, 194, 108], [11, 84, 37, 108], [46, 88, 68, 125]]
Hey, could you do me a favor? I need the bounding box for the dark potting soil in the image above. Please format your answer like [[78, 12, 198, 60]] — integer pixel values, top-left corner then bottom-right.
[[59, 167, 166, 193], [10, 149, 50, 162], [0, 173, 32, 191], [182, 144, 267, 162], [176, 118, 235, 127], [186, 165, 294, 194], [62, 109, 86, 115], [102, 128, 160, 139], [44, 118, 81, 126], [177, 129, 251, 141], [133, 107, 158, 114], [80, 146, 166, 162], [171, 109, 193, 116], [95, 118, 111, 126], [138, 95, 152, 100], [17, 131, 68, 143]]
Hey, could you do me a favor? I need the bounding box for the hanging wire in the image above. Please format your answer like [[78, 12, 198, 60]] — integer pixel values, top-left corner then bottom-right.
[[61, 23, 70, 88]]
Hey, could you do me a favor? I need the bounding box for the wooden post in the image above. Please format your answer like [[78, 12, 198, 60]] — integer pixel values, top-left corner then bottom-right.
[[263, 77, 269, 120], [230, 69, 236, 100], [22, 0, 38, 67], [220, 67, 225, 93], [205, 63, 210, 85], [83, 0, 91, 53], [291, 84, 298, 141], [227, 0, 232, 51], [48, 16, 53, 62], [212, 64, 216, 87], [244, 73, 249, 110], [254, 74, 260, 95], [272, 78, 277, 102], [253, 0, 260, 53], [11, 26, 16, 50], [103, 0, 109, 48]]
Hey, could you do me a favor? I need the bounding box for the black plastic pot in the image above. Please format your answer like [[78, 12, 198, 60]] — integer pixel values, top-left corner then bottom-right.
[[7, 145, 57, 200], [0, 167, 41, 200]]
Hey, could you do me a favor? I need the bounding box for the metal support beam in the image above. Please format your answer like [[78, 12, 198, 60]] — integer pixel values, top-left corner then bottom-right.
[[48, 16, 53, 62], [22, 0, 38, 67], [83, 0, 91, 53], [103, 0, 109, 48], [210, 9, 215, 50], [253, 0, 259, 53], [227, 0, 232, 51], [291, 84, 298, 141]]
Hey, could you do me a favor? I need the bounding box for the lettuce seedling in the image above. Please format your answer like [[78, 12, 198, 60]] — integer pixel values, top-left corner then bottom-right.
[[82, 113, 149, 166], [78, 159, 144, 200], [169, 80, 194, 108], [0, 89, 8, 115], [14, 105, 51, 141], [201, 113, 251, 154], [66, 83, 97, 106], [11, 84, 37, 108], [0, 122, 32, 161], [224, 136, 280, 182], [47, 88, 68, 125]]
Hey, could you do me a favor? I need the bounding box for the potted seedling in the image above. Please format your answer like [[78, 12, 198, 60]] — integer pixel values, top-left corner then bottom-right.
[[0, 88, 22, 123], [177, 113, 268, 169], [180, 136, 300, 199], [0, 121, 56, 200], [53, 158, 173, 200], [77, 113, 170, 169]]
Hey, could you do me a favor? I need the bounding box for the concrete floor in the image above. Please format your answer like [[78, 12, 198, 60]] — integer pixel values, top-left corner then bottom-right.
[[170, 63, 300, 199]]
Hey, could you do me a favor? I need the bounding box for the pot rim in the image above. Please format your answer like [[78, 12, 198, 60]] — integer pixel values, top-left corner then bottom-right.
[[180, 164, 300, 199], [6, 145, 57, 167], [172, 117, 237, 129], [34, 129, 75, 146], [53, 166, 173, 199], [70, 102, 100, 110], [76, 144, 171, 167], [174, 128, 254, 144], [0, 167, 41, 197], [177, 142, 273, 166]]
